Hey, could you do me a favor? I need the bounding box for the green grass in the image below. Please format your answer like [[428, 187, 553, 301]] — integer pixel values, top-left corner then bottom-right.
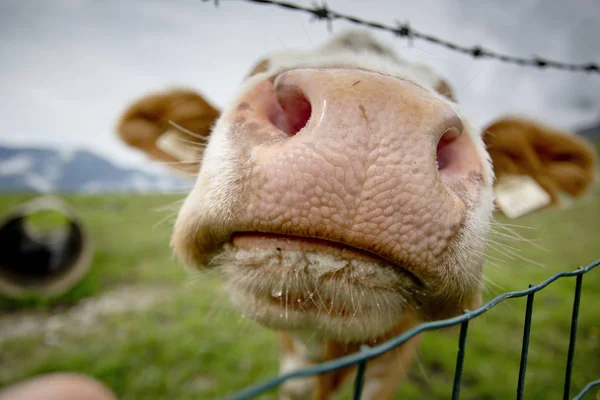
[[24, 210, 70, 234], [0, 185, 598, 399], [0, 195, 188, 309]]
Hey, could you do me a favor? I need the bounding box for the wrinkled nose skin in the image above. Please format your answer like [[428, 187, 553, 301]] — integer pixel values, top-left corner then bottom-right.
[[226, 69, 476, 270]]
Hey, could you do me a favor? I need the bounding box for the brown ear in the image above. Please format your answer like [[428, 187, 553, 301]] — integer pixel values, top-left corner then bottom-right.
[[434, 78, 456, 102], [116, 88, 220, 175], [483, 117, 597, 205], [529, 121, 598, 198]]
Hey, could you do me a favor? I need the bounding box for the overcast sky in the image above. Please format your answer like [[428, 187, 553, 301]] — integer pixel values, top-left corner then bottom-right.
[[1, 0, 599, 170]]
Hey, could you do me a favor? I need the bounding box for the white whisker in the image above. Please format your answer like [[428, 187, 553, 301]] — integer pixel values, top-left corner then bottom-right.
[[168, 120, 209, 140], [174, 135, 208, 149], [482, 275, 507, 292]]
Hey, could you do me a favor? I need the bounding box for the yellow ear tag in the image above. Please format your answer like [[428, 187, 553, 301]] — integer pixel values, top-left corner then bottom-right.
[[494, 175, 552, 219]]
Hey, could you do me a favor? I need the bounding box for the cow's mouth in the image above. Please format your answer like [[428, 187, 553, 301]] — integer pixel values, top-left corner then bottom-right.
[[229, 232, 423, 287], [214, 232, 425, 340]]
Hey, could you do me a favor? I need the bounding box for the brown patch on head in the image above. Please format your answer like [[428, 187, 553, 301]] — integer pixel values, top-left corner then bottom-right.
[[246, 59, 271, 78], [434, 79, 456, 101]]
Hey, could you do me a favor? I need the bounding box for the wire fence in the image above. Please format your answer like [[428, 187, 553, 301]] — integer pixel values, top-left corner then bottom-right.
[[222, 259, 599, 399], [202, 0, 600, 74], [201, 1, 599, 398]]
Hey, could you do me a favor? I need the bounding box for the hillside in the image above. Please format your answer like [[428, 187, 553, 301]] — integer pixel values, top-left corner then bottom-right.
[[0, 145, 192, 194], [0, 186, 598, 399]]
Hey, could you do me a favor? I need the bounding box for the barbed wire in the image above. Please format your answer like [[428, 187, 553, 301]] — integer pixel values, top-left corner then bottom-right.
[[202, 0, 599, 75]]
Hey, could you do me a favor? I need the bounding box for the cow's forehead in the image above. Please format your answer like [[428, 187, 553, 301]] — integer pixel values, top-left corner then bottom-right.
[[247, 30, 445, 97]]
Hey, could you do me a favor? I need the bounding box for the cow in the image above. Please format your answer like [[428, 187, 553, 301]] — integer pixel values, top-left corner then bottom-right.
[[116, 30, 496, 399], [3, 30, 497, 400]]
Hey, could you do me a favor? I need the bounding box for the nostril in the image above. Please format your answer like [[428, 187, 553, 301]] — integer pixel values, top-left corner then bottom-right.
[[270, 78, 312, 136], [436, 128, 461, 171]]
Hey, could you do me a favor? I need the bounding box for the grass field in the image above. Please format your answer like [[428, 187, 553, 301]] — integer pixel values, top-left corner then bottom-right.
[[0, 184, 599, 399]]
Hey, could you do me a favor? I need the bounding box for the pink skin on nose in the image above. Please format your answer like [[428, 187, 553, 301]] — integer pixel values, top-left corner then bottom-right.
[[222, 68, 482, 273]]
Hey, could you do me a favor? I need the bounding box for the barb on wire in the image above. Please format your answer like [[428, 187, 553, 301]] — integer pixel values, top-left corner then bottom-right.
[[310, 2, 333, 31], [205, 0, 599, 74]]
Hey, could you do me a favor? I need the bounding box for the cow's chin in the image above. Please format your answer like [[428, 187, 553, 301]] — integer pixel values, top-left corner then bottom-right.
[[212, 233, 424, 343]]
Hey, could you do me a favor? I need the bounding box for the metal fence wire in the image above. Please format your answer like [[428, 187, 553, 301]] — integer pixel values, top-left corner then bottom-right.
[[203, 0, 600, 74], [222, 260, 599, 400], [201, 2, 600, 399]]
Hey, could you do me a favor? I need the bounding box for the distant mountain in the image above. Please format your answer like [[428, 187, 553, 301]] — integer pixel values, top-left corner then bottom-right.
[[579, 123, 600, 141], [0, 145, 192, 194]]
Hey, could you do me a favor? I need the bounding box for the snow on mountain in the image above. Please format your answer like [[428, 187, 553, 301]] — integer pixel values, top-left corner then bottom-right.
[[0, 144, 192, 194], [0, 155, 34, 176]]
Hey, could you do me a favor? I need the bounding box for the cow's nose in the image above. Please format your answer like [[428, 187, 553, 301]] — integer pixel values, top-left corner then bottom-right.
[[271, 69, 464, 141], [218, 68, 486, 267], [259, 68, 470, 181]]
